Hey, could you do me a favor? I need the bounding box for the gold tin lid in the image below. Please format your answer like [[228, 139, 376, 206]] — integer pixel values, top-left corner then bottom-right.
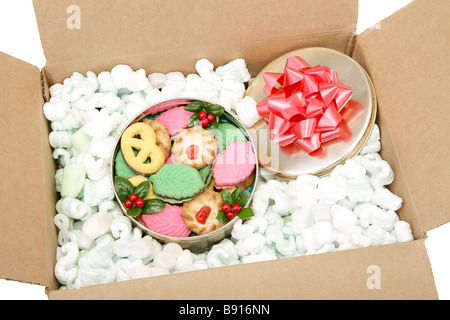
[[246, 47, 377, 179]]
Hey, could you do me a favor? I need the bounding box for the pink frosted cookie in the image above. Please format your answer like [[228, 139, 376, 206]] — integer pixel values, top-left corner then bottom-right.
[[155, 106, 195, 136], [212, 141, 256, 189], [139, 204, 191, 238]]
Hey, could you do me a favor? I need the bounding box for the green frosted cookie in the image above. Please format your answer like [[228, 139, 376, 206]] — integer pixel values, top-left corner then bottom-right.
[[114, 150, 136, 179], [150, 163, 205, 204], [215, 122, 247, 151]]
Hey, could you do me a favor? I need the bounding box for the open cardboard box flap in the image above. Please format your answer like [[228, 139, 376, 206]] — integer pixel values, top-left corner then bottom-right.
[[33, 0, 359, 85], [0, 52, 57, 287], [353, 0, 450, 235], [0, 0, 447, 299]]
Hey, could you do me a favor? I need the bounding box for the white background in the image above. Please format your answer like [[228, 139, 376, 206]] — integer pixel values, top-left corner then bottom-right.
[[0, 0, 449, 300]]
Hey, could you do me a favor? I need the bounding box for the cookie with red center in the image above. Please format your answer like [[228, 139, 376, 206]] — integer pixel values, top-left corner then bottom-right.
[[172, 126, 219, 170], [181, 189, 223, 235]]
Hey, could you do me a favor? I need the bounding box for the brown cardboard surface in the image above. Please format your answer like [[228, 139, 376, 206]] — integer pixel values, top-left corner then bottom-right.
[[352, 0, 450, 233], [0, 52, 57, 287], [43, 32, 356, 86], [49, 239, 437, 300], [34, 0, 358, 84], [0, 0, 444, 300]]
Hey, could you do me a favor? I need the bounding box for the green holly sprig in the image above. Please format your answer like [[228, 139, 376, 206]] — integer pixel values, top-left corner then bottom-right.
[[114, 177, 166, 218], [185, 101, 225, 130], [216, 188, 255, 224]]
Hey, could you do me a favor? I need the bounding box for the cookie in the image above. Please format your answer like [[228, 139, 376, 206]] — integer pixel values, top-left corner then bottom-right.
[[120, 122, 165, 175], [215, 122, 248, 152], [150, 163, 206, 204], [172, 126, 219, 170], [114, 150, 136, 179], [181, 189, 224, 235], [142, 119, 172, 160], [139, 204, 191, 238], [213, 141, 256, 189], [154, 106, 195, 136]]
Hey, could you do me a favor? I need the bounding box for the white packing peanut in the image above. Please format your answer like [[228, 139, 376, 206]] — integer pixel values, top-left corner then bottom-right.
[[317, 176, 347, 204], [195, 58, 222, 90], [60, 196, 94, 221], [215, 58, 252, 83], [393, 221, 414, 243], [111, 65, 149, 92], [372, 188, 403, 211], [346, 179, 374, 203], [88, 136, 116, 161], [54, 242, 79, 286], [67, 229, 94, 251], [73, 248, 117, 289], [82, 211, 114, 241], [54, 213, 73, 232], [43, 100, 71, 122], [148, 72, 168, 89], [49, 131, 72, 149], [234, 96, 262, 128], [110, 216, 132, 239]]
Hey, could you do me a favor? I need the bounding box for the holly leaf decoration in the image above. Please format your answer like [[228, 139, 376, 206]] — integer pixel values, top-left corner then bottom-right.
[[185, 101, 205, 113], [188, 113, 201, 127], [219, 187, 254, 223], [206, 104, 225, 117], [185, 101, 225, 129], [115, 177, 134, 202], [221, 189, 233, 205], [127, 206, 142, 218], [216, 210, 229, 224], [142, 199, 166, 215], [134, 181, 150, 199], [237, 208, 254, 220], [231, 188, 241, 203], [237, 193, 250, 207]]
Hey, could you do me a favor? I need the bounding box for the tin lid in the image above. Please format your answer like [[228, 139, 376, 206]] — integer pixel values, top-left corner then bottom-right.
[[246, 47, 377, 179]]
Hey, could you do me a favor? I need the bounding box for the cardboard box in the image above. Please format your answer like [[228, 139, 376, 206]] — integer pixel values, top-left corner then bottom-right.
[[0, 0, 448, 299]]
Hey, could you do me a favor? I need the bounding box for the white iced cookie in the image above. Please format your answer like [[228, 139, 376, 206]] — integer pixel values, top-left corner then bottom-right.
[[172, 126, 219, 170]]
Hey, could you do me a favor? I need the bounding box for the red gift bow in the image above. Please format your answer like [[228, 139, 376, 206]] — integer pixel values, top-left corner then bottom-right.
[[256, 56, 353, 154]]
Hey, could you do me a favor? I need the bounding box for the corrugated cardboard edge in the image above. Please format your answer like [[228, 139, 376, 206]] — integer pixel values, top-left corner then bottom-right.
[[0, 51, 58, 288], [352, 0, 450, 234], [49, 239, 438, 300]]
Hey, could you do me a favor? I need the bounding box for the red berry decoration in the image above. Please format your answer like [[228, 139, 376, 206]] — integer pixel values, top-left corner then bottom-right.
[[201, 118, 210, 128], [135, 198, 145, 208], [232, 204, 242, 214], [222, 203, 232, 213], [198, 111, 207, 120], [226, 212, 236, 220], [207, 114, 215, 122], [129, 193, 138, 202], [124, 200, 133, 209]]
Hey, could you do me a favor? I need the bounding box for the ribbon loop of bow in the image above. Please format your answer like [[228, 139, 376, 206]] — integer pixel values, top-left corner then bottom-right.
[[256, 56, 353, 154]]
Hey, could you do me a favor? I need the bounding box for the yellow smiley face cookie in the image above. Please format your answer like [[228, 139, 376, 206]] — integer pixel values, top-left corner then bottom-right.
[[120, 122, 165, 175]]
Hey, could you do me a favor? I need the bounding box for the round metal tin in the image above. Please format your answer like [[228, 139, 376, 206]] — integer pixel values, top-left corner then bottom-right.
[[246, 47, 377, 179], [110, 98, 259, 253]]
